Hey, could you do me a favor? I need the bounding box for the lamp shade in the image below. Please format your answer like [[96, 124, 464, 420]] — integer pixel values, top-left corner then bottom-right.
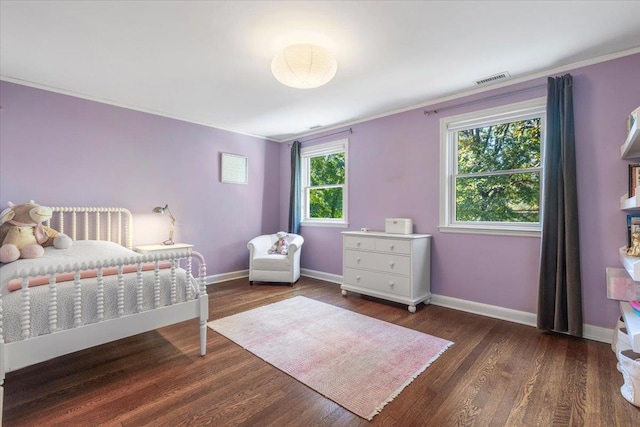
[[271, 44, 337, 89]]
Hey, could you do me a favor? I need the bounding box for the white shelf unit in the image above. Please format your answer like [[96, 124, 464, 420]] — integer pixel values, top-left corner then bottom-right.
[[620, 120, 640, 207], [618, 107, 640, 357]]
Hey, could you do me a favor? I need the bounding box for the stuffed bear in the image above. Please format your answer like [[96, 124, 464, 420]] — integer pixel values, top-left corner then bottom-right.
[[0, 200, 73, 263], [268, 231, 289, 255]]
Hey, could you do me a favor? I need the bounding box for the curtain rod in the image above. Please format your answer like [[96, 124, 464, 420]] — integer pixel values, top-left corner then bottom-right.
[[291, 127, 353, 145], [423, 84, 547, 116]]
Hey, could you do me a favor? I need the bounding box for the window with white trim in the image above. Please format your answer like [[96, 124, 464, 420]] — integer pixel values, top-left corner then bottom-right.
[[439, 98, 545, 237], [300, 139, 348, 227]]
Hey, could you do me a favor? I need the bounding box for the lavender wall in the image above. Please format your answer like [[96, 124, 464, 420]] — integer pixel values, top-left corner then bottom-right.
[[282, 53, 640, 329], [2, 53, 638, 329], [0, 81, 282, 276]]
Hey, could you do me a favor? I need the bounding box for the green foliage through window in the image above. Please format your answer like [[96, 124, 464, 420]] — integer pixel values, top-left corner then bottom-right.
[[308, 153, 345, 220], [455, 119, 541, 223]]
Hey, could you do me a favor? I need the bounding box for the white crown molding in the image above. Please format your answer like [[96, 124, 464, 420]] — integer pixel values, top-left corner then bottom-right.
[[287, 46, 640, 143], [0, 75, 280, 143], [2, 46, 638, 143]]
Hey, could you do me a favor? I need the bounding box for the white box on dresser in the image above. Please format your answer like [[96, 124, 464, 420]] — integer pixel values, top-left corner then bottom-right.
[[341, 231, 431, 313]]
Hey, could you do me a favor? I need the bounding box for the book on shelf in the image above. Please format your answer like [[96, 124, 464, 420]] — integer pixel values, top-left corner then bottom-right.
[[627, 214, 640, 248], [607, 268, 640, 301], [630, 163, 640, 198]]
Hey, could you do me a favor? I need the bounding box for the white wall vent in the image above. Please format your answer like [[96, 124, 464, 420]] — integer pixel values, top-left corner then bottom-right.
[[475, 71, 511, 86]]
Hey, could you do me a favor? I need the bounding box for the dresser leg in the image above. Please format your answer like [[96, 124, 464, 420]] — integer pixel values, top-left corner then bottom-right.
[[408, 305, 416, 313], [341, 289, 348, 296]]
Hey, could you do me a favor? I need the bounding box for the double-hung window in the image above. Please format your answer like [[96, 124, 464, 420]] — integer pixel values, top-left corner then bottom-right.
[[300, 139, 348, 227], [439, 98, 545, 236]]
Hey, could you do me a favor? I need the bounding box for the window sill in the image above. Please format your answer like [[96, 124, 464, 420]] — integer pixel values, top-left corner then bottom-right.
[[301, 220, 349, 229], [438, 224, 541, 238]]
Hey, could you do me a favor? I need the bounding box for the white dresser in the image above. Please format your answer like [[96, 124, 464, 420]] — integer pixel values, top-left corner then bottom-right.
[[341, 231, 431, 313]]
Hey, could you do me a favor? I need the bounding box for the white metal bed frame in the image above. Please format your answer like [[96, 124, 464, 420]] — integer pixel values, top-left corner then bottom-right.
[[0, 207, 208, 423]]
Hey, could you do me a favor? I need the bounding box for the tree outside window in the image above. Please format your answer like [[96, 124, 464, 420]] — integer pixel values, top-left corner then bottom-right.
[[309, 153, 345, 219], [455, 118, 541, 223]]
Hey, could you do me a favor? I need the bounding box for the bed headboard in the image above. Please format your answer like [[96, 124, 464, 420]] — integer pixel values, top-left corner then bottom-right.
[[45, 207, 133, 249]]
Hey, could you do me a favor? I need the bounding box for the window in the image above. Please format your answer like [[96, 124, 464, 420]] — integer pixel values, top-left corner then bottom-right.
[[439, 98, 545, 236], [300, 139, 348, 227]]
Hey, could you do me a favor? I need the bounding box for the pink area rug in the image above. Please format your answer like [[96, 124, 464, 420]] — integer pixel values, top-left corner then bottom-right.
[[207, 296, 453, 420]]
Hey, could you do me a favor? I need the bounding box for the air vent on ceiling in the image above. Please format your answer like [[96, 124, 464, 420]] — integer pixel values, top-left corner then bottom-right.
[[475, 71, 511, 86]]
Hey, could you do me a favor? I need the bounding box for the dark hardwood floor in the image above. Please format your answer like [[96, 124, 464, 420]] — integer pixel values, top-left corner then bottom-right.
[[4, 277, 639, 426]]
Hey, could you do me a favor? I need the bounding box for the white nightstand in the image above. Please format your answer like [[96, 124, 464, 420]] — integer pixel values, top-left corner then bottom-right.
[[134, 243, 194, 255]]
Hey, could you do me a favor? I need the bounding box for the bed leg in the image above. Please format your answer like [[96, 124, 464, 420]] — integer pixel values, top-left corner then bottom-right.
[[199, 320, 207, 356]]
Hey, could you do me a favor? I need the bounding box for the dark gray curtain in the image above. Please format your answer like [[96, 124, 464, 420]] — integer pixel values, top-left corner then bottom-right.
[[288, 140, 301, 234], [537, 74, 583, 337]]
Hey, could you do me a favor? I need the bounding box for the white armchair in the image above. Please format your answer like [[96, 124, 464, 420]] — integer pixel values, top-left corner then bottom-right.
[[247, 233, 304, 285]]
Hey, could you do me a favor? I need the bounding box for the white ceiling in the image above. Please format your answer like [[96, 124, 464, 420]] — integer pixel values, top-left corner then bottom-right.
[[1, 1, 640, 142]]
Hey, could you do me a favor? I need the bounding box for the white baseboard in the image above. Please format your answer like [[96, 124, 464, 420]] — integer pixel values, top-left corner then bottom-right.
[[431, 294, 613, 344], [301, 268, 343, 284], [207, 270, 614, 344], [206, 270, 249, 285]]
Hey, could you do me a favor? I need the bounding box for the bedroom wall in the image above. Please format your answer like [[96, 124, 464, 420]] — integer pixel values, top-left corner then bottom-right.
[[280, 52, 640, 330], [0, 81, 282, 276]]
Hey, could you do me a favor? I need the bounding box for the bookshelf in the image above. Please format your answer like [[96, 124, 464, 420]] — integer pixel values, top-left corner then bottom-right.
[[619, 106, 640, 355]]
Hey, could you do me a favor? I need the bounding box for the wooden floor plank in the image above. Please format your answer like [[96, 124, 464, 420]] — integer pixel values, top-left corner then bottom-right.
[[4, 277, 639, 426]]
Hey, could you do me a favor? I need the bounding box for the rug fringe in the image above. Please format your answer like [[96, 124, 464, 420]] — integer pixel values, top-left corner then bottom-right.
[[366, 341, 455, 420]]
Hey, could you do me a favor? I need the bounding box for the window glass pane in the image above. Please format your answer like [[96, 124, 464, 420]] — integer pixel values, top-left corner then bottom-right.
[[310, 153, 345, 186], [457, 119, 541, 174], [309, 187, 343, 219], [455, 172, 540, 222]]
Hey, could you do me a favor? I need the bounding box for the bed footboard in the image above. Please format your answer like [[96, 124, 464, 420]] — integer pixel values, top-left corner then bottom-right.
[[0, 206, 209, 424]]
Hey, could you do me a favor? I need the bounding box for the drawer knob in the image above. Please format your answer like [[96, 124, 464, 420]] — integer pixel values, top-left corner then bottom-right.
[[356, 241, 361, 247], [389, 281, 395, 288], [389, 261, 394, 268], [356, 257, 361, 263], [356, 275, 361, 281], [390, 244, 395, 250]]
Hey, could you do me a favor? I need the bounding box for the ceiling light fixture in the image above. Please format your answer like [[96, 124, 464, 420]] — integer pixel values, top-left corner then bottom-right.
[[271, 44, 337, 89]]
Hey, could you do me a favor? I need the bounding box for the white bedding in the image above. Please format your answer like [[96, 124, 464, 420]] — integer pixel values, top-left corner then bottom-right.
[[0, 241, 199, 343]]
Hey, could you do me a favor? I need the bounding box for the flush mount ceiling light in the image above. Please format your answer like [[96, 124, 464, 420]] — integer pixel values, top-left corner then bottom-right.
[[271, 44, 337, 89]]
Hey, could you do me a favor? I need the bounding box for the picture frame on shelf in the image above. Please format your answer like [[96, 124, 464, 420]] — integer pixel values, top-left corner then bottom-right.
[[629, 163, 640, 197]]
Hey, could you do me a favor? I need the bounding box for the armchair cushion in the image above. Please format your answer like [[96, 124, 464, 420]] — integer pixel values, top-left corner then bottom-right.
[[252, 254, 291, 271]]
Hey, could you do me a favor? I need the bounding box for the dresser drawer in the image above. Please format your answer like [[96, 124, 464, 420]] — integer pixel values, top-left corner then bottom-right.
[[344, 268, 411, 297], [344, 235, 376, 251], [375, 238, 411, 255], [344, 249, 411, 275]]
